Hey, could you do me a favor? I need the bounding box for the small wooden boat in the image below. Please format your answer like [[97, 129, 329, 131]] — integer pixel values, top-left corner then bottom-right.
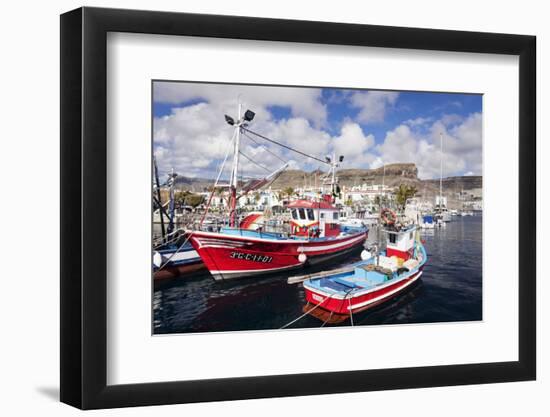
[[153, 237, 205, 281], [301, 220, 426, 319]]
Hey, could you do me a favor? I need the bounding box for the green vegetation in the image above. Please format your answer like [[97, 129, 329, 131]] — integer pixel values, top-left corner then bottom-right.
[[282, 187, 295, 200], [394, 184, 418, 209], [174, 191, 205, 208]]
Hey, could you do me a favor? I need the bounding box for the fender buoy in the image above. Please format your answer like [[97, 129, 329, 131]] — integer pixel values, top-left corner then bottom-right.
[[298, 253, 307, 263], [361, 250, 372, 261], [153, 251, 164, 268], [381, 208, 397, 225]]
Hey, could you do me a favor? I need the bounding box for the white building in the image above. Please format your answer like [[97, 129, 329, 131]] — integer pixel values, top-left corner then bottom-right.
[[342, 184, 395, 204]]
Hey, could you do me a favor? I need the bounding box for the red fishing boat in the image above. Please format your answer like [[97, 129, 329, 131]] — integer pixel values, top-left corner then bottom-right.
[[187, 103, 368, 280], [189, 206, 367, 280]]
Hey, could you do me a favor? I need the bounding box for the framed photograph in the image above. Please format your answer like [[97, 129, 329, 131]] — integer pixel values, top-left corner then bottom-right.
[[60, 6, 536, 409]]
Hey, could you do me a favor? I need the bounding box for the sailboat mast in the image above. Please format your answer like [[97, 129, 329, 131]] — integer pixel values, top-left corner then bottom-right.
[[153, 155, 166, 242], [331, 152, 336, 195], [382, 163, 385, 193], [439, 132, 443, 208], [168, 168, 176, 234], [229, 102, 242, 227]]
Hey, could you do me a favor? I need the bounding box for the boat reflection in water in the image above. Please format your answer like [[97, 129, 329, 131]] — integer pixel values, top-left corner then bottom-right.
[[154, 215, 482, 334]]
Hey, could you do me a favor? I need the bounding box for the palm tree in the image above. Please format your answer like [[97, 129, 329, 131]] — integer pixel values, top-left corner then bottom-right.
[[174, 190, 190, 205], [283, 187, 295, 200], [395, 184, 418, 209]]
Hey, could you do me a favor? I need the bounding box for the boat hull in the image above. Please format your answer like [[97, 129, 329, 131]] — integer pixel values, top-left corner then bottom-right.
[[188, 230, 368, 280], [153, 261, 205, 281], [304, 269, 422, 315], [153, 245, 205, 281]]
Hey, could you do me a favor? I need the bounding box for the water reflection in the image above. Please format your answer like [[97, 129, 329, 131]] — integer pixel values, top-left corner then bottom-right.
[[154, 215, 482, 334]]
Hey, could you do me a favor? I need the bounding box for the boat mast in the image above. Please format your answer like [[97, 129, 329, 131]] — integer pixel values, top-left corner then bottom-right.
[[325, 151, 343, 201], [167, 168, 177, 235], [439, 132, 443, 210], [153, 155, 166, 242], [382, 163, 385, 203], [331, 152, 336, 196], [229, 102, 242, 228]]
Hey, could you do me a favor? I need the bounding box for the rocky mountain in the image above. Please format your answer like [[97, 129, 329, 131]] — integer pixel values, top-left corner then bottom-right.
[[422, 175, 482, 191], [172, 163, 482, 197]]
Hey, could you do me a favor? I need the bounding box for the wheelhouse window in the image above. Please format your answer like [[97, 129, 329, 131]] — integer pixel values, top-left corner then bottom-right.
[[291, 209, 298, 220], [333, 212, 338, 220], [389, 233, 397, 244], [298, 208, 306, 220], [306, 208, 315, 220]]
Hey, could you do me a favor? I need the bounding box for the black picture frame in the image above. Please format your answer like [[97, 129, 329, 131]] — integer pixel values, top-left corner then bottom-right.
[[60, 6, 536, 410]]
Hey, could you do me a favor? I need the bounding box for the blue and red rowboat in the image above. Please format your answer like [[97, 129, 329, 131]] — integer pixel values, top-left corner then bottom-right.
[[302, 222, 426, 321], [188, 199, 368, 281], [153, 239, 205, 281]]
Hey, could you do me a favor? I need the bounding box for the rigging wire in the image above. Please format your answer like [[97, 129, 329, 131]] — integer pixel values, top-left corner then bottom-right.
[[242, 127, 330, 166], [199, 129, 236, 227], [239, 150, 271, 173], [241, 131, 288, 164]]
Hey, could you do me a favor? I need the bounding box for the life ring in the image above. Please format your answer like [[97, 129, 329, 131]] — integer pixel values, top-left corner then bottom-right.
[[381, 208, 397, 225]]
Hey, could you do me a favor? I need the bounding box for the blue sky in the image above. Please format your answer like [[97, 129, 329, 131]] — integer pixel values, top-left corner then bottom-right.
[[153, 82, 482, 180]]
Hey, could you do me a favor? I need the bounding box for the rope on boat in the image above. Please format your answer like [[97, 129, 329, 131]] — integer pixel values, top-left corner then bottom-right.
[[156, 232, 194, 272], [280, 287, 357, 329], [198, 128, 237, 227], [238, 150, 272, 173], [279, 294, 335, 329], [155, 218, 201, 272], [320, 311, 334, 327], [153, 225, 197, 248], [241, 131, 288, 164], [242, 127, 330, 166], [348, 296, 354, 326]]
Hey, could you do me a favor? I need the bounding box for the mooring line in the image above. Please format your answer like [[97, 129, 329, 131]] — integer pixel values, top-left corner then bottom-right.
[[156, 232, 194, 272], [348, 296, 355, 327], [320, 311, 334, 327], [279, 294, 334, 329]]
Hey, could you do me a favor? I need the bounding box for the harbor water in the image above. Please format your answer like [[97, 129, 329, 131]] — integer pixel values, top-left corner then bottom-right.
[[153, 215, 482, 334]]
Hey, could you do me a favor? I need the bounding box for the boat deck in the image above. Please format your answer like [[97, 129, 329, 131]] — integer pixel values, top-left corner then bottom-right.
[[304, 244, 426, 297], [306, 257, 391, 294], [218, 226, 367, 242]]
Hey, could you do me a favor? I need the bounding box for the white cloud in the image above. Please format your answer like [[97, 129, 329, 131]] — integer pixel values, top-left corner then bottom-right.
[[154, 100, 378, 179], [349, 91, 399, 124], [153, 81, 327, 128], [376, 112, 482, 179], [439, 113, 464, 127], [369, 157, 384, 169], [154, 102, 240, 178], [153, 82, 481, 182], [332, 122, 376, 166], [404, 117, 433, 127]]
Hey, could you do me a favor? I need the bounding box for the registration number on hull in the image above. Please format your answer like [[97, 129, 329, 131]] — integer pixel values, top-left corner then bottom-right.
[[312, 294, 325, 302], [230, 252, 273, 263]]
